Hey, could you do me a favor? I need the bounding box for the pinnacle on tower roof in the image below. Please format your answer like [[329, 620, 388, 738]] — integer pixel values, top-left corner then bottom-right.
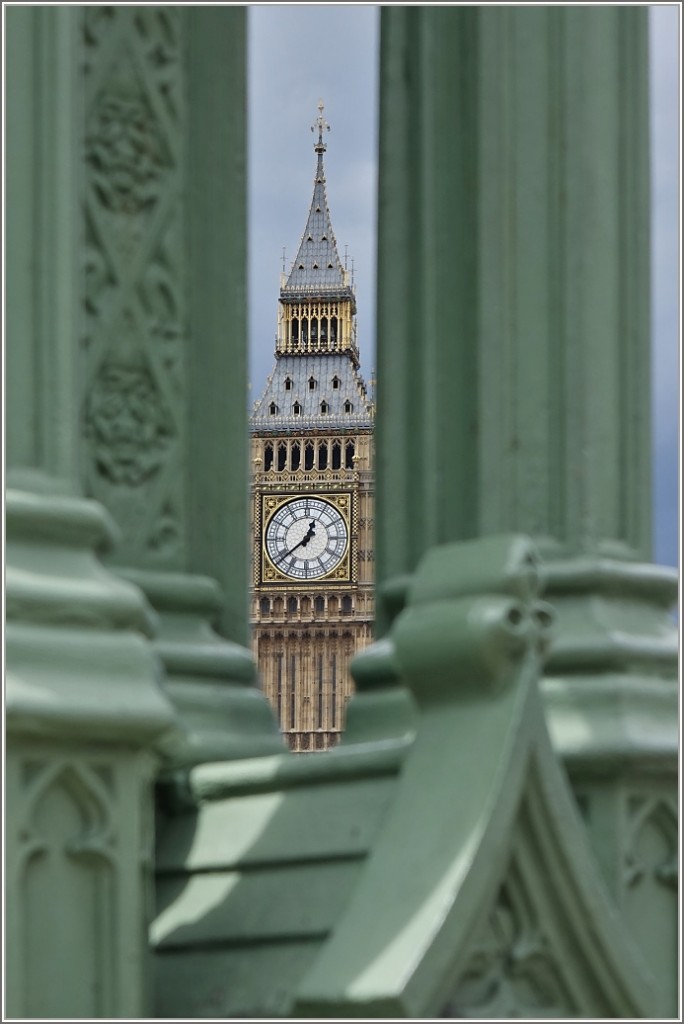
[[282, 102, 352, 300], [312, 97, 329, 154]]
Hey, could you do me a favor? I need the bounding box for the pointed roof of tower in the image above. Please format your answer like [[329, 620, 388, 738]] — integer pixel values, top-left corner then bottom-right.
[[251, 101, 371, 435], [251, 354, 373, 432], [282, 102, 352, 301]]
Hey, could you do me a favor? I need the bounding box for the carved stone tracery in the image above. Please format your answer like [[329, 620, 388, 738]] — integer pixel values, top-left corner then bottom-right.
[[624, 796, 678, 892], [16, 759, 118, 1017], [445, 870, 575, 1019]]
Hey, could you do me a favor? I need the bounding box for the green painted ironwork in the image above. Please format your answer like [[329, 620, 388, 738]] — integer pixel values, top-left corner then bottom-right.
[[77, 6, 283, 771], [4, 6, 677, 1020], [5, 10, 177, 1016]]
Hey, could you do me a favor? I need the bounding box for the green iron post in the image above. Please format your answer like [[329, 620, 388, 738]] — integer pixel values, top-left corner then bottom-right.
[[78, 6, 283, 772], [371, 6, 677, 1010], [5, 8, 176, 1016]]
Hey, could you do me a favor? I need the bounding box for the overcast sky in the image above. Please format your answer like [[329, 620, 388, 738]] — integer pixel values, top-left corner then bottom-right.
[[248, 5, 679, 568]]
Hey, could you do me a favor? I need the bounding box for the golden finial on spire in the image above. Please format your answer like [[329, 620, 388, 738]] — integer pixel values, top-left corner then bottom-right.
[[311, 99, 330, 153]]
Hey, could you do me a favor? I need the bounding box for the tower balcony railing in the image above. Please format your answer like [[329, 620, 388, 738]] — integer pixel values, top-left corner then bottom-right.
[[275, 339, 361, 363], [280, 283, 355, 299], [250, 415, 373, 434], [251, 602, 375, 626]]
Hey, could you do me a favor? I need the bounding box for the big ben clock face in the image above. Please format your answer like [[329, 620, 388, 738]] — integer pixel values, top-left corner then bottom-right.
[[263, 494, 350, 581]]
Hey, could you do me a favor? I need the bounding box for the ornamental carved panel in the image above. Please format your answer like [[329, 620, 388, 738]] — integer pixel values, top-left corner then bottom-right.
[[622, 794, 678, 1011], [444, 863, 576, 1019], [81, 7, 186, 568], [84, 335, 174, 487], [16, 760, 117, 1017]]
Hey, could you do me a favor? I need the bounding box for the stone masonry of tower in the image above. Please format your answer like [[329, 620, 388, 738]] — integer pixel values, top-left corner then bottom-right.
[[250, 105, 374, 752]]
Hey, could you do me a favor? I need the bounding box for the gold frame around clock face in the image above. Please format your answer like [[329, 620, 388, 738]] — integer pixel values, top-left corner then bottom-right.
[[261, 493, 352, 584]]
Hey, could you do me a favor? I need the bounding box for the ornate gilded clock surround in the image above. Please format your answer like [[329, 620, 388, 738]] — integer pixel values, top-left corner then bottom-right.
[[260, 492, 353, 584]]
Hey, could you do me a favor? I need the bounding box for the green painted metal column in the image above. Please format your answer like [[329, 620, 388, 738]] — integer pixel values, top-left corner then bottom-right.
[[77, 7, 282, 771], [5, 8, 177, 1016], [372, 6, 677, 1012], [375, 6, 655, 598]]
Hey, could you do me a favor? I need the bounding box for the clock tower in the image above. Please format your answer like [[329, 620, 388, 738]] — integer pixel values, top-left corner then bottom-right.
[[250, 104, 374, 752]]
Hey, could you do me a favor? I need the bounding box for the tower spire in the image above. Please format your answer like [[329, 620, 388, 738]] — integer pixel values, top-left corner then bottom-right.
[[281, 100, 353, 310]]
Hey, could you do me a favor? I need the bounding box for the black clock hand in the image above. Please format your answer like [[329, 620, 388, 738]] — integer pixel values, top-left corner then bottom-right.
[[299, 520, 317, 548], [273, 520, 316, 565], [274, 523, 316, 563]]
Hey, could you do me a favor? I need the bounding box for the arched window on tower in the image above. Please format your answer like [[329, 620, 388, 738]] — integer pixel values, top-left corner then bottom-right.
[[318, 441, 328, 470], [311, 317, 318, 343], [284, 376, 293, 390], [320, 401, 329, 415], [308, 376, 317, 390], [290, 441, 300, 471], [330, 317, 338, 343], [345, 441, 355, 469], [305, 441, 315, 471], [264, 441, 274, 471], [290, 319, 298, 344], [277, 441, 287, 472], [293, 402, 302, 416], [332, 375, 341, 390], [301, 319, 308, 344], [269, 402, 278, 415], [320, 317, 328, 344], [332, 440, 342, 470], [344, 400, 353, 413]]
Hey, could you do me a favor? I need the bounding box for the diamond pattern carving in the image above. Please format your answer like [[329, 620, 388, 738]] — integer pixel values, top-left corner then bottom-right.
[[81, 7, 186, 569]]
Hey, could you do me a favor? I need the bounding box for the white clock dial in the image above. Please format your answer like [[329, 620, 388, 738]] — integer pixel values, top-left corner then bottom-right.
[[265, 496, 348, 580]]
